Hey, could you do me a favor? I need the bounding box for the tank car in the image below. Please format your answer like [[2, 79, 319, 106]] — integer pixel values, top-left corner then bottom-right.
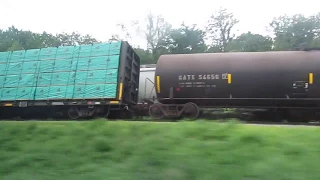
[[149, 49, 320, 120], [138, 64, 157, 103], [130, 64, 158, 117]]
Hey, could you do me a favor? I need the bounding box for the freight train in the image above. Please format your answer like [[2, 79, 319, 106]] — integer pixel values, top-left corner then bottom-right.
[[0, 40, 320, 121]]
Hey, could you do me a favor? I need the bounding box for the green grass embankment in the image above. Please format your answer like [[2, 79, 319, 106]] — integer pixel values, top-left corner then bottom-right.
[[1, 120, 320, 180]]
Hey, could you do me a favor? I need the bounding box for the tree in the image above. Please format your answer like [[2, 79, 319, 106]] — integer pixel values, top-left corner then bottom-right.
[[0, 26, 61, 51], [162, 23, 207, 54], [38, 32, 61, 48], [0, 26, 35, 51], [228, 31, 273, 52], [0, 26, 101, 52], [312, 38, 320, 47], [108, 23, 134, 42], [134, 47, 156, 64], [7, 41, 24, 51], [269, 13, 320, 50], [110, 12, 173, 63], [56, 32, 100, 46], [206, 7, 239, 52], [126, 12, 172, 59], [143, 12, 172, 55]]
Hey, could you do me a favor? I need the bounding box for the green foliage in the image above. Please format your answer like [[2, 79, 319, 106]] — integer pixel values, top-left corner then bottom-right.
[[270, 13, 320, 50], [56, 32, 100, 46], [0, 26, 100, 52], [228, 31, 273, 52], [1, 120, 320, 179], [134, 48, 156, 64], [206, 7, 240, 52], [143, 12, 172, 54], [162, 24, 207, 54], [7, 41, 24, 51]]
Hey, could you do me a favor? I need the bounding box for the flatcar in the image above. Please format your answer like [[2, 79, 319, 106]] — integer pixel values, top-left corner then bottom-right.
[[0, 41, 140, 120]]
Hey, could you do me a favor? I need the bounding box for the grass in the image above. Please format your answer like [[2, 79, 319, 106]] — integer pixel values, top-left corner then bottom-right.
[[1, 119, 320, 180]]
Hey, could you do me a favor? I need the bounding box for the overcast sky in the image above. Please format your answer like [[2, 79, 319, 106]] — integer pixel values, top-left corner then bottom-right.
[[1, 0, 319, 49]]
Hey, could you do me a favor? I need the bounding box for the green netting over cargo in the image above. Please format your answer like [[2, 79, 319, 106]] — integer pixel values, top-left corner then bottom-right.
[[72, 84, 117, 99], [0, 41, 123, 101], [2, 74, 36, 88], [1, 87, 36, 101], [0, 52, 10, 63], [0, 76, 5, 86], [19, 74, 36, 87], [15, 87, 36, 100], [39, 59, 55, 72], [1, 88, 18, 101], [47, 86, 74, 100], [9, 50, 25, 63], [74, 69, 118, 85], [34, 86, 49, 100], [3, 74, 20, 87], [56, 46, 79, 60], [54, 59, 77, 71], [0, 64, 7, 75], [39, 47, 57, 60], [50, 72, 73, 85], [21, 61, 39, 74], [77, 42, 122, 58], [6, 62, 23, 75], [76, 55, 120, 71], [24, 49, 40, 62]]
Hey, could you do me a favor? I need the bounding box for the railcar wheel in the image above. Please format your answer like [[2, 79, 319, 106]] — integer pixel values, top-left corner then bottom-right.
[[149, 103, 164, 120], [68, 107, 80, 120], [182, 102, 200, 120]]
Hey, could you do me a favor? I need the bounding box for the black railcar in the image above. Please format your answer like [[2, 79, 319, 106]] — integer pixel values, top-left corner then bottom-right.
[[149, 50, 320, 120]]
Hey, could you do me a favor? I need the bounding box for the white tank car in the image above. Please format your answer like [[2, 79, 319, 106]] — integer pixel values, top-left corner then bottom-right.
[[138, 64, 158, 104]]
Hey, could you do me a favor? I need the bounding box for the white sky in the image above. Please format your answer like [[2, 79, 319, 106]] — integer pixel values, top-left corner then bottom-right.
[[1, 0, 319, 49]]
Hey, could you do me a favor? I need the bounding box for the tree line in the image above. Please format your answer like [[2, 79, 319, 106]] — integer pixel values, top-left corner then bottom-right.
[[1, 7, 320, 64]]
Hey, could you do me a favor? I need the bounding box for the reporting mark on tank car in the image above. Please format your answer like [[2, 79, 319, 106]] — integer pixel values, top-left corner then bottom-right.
[[178, 73, 229, 81]]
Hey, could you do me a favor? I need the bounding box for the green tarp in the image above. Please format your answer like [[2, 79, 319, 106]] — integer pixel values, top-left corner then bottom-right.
[[9, 50, 25, 63], [22, 61, 39, 73], [0, 64, 7, 75], [0, 52, 10, 63], [39, 60, 55, 72], [56, 46, 78, 60], [6, 62, 23, 74], [3, 74, 20, 87], [72, 84, 117, 99], [24, 49, 40, 62], [16, 87, 36, 100], [0, 41, 122, 101], [54, 59, 77, 71], [0, 76, 5, 86], [47, 86, 74, 100], [39, 47, 58, 60], [34, 86, 50, 100], [1, 88, 18, 100]]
